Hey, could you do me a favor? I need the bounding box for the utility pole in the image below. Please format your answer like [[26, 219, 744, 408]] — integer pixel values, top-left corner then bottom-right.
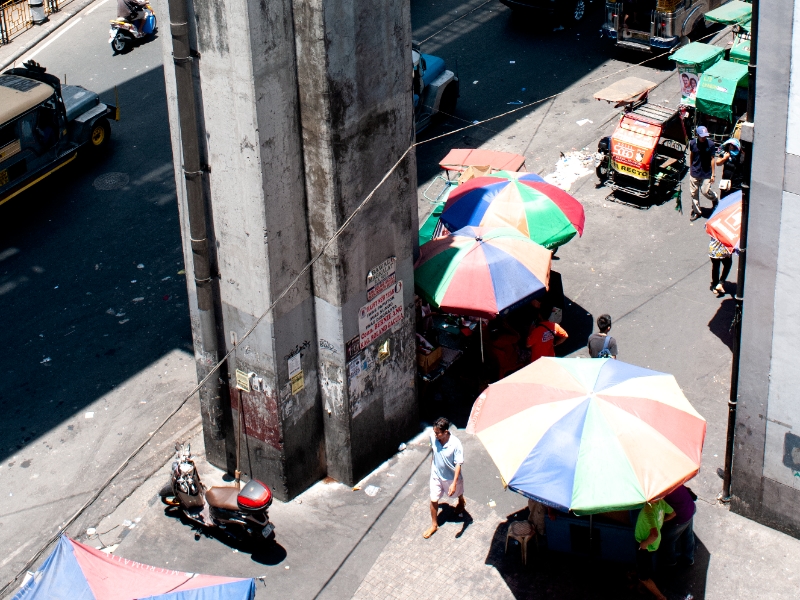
[[721, 0, 758, 502]]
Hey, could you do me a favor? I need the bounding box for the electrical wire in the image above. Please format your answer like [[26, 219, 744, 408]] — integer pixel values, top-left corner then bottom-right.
[[0, 24, 732, 597]]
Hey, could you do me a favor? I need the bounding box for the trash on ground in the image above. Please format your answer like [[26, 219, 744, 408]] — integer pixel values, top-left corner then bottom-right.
[[398, 442, 407, 451], [137, 264, 144, 269], [488, 500, 496, 507], [40, 357, 51, 364], [177, 269, 185, 275], [100, 544, 118, 554], [86, 528, 96, 535], [85, 412, 94, 419], [543, 150, 594, 192], [364, 485, 381, 497], [122, 520, 132, 527], [473, 80, 478, 84], [161, 276, 171, 281], [509, 61, 515, 64], [119, 319, 130, 324], [576, 119, 593, 126], [132, 297, 144, 302], [507, 100, 523, 105], [352, 485, 361, 491]]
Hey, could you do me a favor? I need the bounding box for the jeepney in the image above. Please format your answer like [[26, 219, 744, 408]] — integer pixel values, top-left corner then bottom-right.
[[0, 61, 117, 208], [602, 0, 727, 52]]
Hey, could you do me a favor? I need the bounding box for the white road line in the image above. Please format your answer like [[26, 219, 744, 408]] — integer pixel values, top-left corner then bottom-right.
[[23, 17, 82, 62], [86, 0, 112, 15]]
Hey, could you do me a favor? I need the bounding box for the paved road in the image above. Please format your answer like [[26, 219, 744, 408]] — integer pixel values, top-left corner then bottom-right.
[[0, 0, 200, 589]]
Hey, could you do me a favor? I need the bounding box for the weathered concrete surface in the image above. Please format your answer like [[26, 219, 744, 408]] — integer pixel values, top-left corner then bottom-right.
[[160, 0, 325, 500], [293, 0, 420, 486], [731, 0, 800, 537]]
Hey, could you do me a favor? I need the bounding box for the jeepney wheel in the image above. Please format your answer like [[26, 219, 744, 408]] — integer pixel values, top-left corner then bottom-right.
[[439, 81, 459, 117], [90, 118, 111, 151]]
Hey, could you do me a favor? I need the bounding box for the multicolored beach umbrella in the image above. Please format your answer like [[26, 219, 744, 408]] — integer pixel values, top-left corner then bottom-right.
[[414, 227, 551, 319], [14, 535, 255, 600], [439, 176, 585, 249], [706, 190, 742, 253], [466, 358, 706, 514]]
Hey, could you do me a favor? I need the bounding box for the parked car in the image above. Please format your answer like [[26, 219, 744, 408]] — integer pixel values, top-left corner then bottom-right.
[[0, 61, 117, 207], [413, 41, 459, 134]]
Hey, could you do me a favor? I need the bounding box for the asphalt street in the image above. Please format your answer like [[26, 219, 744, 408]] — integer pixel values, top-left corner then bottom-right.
[[0, 0, 200, 588], [0, 0, 748, 597]]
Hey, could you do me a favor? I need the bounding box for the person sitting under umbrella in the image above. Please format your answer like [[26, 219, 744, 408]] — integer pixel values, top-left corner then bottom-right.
[[526, 306, 568, 364]]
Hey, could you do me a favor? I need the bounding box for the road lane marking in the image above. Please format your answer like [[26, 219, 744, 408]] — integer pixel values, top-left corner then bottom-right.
[[23, 17, 82, 62], [86, 0, 112, 15]]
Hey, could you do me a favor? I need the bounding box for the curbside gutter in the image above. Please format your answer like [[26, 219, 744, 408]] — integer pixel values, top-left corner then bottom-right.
[[0, 0, 99, 71]]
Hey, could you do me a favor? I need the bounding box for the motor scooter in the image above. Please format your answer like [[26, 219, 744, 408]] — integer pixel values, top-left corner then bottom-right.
[[159, 443, 276, 544], [109, 4, 157, 54]]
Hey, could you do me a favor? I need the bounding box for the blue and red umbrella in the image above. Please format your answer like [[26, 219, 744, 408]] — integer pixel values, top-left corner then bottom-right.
[[706, 190, 742, 253], [14, 535, 255, 600]]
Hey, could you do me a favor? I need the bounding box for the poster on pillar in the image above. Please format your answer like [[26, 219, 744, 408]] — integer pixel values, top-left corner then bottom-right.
[[358, 281, 404, 349], [366, 257, 397, 301]]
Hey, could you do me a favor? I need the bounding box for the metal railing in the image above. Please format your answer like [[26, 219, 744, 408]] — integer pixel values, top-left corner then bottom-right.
[[0, 0, 74, 45]]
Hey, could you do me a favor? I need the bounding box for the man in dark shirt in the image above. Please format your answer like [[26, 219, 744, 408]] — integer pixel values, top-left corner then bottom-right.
[[688, 125, 717, 221], [660, 484, 697, 566], [587, 314, 617, 358]]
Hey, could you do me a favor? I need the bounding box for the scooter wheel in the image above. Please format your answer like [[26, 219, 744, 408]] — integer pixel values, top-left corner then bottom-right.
[[111, 34, 129, 54]]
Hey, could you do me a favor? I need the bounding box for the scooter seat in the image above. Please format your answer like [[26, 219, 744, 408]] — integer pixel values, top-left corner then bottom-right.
[[205, 486, 240, 511]]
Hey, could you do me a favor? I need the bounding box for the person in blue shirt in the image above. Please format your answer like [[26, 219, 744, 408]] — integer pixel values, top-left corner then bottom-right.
[[423, 417, 465, 539], [689, 125, 718, 221]]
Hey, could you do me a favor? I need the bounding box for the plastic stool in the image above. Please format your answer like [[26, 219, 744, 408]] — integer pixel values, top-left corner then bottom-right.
[[505, 521, 536, 565]]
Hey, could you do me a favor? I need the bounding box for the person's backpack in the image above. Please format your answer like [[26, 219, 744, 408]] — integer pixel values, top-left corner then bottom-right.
[[597, 335, 613, 359]]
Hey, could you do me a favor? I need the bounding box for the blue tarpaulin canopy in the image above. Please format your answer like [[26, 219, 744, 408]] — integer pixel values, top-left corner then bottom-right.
[[14, 536, 256, 600]]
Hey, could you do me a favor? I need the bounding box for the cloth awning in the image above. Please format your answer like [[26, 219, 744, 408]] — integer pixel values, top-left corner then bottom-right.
[[704, 0, 752, 26], [696, 60, 749, 121]]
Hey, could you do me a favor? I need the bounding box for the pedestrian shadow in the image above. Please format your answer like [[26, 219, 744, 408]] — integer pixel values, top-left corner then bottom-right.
[[708, 298, 736, 351], [555, 296, 594, 357], [483, 511, 710, 599], [435, 504, 474, 539], [662, 537, 710, 600]]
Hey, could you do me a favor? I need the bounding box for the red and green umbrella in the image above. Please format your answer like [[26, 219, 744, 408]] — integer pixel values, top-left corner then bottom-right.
[[439, 176, 585, 249], [414, 227, 551, 319], [467, 357, 706, 514]]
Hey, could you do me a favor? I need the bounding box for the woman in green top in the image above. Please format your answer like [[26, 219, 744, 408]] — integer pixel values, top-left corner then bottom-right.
[[635, 499, 676, 600]]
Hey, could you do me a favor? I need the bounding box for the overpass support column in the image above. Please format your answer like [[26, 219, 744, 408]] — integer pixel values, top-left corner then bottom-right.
[[292, 0, 420, 484]]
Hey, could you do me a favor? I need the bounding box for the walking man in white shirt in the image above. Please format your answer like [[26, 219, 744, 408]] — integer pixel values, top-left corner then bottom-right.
[[424, 417, 465, 539]]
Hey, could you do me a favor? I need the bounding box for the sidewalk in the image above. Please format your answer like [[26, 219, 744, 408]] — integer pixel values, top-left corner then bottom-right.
[[73, 424, 800, 600]]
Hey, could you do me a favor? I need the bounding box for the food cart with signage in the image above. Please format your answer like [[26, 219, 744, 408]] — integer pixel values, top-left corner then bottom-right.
[[670, 42, 725, 110]]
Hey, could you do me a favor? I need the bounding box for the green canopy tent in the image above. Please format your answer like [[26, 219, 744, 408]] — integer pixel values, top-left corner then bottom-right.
[[705, 0, 752, 66], [704, 0, 752, 27], [670, 42, 725, 107], [696, 60, 749, 121], [729, 20, 751, 65]]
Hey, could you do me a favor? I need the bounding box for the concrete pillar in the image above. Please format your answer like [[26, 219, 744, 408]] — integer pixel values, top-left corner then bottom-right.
[[293, 0, 419, 484], [162, 0, 326, 500], [162, 0, 418, 496]]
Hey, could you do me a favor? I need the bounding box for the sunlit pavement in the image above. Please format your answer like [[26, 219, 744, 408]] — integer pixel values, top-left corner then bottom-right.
[[2, 0, 800, 598]]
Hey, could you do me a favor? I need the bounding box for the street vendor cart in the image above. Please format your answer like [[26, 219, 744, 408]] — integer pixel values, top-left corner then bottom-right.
[[594, 77, 688, 200], [694, 59, 749, 142]]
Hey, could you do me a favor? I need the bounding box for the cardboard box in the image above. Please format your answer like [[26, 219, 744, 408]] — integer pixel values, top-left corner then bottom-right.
[[417, 346, 443, 374]]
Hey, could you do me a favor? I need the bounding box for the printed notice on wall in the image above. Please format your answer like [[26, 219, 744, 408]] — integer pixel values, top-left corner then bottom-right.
[[366, 257, 396, 301], [358, 280, 404, 348], [290, 371, 304, 395], [288, 353, 301, 377], [235, 369, 251, 392]]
